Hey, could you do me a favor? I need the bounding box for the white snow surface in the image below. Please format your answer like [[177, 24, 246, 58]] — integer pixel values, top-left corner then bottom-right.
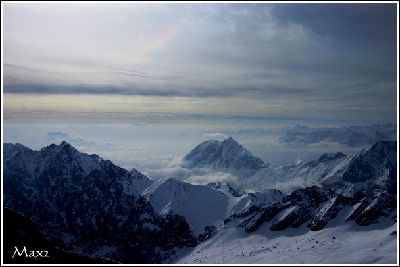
[[142, 177, 229, 234], [174, 210, 397, 264], [141, 179, 291, 234]]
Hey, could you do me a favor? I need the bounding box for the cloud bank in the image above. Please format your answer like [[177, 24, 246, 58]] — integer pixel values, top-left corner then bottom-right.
[[280, 124, 397, 147], [3, 3, 397, 124]]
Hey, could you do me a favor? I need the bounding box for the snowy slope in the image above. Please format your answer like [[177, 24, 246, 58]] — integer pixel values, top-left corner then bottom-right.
[[171, 183, 397, 264], [174, 216, 397, 264], [142, 178, 229, 234]]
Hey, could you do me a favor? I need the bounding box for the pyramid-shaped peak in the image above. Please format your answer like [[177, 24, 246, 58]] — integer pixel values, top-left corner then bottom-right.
[[184, 137, 268, 177]]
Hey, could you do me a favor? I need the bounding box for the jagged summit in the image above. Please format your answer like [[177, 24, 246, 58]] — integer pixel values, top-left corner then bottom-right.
[[183, 137, 268, 177], [40, 140, 78, 154], [207, 182, 243, 197]]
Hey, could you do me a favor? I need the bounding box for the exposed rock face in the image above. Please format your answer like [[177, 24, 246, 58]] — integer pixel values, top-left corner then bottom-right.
[[341, 141, 397, 193], [308, 194, 350, 231], [270, 186, 329, 231], [225, 186, 396, 233], [345, 189, 397, 226], [237, 202, 290, 232], [207, 182, 243, 197]]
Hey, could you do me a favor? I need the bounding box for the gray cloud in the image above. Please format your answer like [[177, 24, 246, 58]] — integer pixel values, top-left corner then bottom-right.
[[202, 132, 228, 140], [3, 3, 397, 125], [46, 131, 114, 150], [279, 124, 397, 147]]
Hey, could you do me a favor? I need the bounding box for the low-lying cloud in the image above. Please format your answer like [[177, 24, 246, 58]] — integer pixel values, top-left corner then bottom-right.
[[202, 132, 228, 140], [280, 124, 396, 147], [46, 131, 114, 150], [139, 155, 239, 186]]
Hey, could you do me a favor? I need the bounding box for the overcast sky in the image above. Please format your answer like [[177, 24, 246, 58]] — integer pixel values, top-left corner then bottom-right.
[[3, 3, 397, 125], [2, 2, 398, 173]]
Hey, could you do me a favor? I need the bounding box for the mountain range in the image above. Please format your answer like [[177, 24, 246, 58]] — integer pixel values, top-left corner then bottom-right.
[[3, 137, 397, 263], [183, 138, 397, 194]]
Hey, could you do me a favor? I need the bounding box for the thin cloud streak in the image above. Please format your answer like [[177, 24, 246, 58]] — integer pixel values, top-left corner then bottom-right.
[[2, 3, 397, 125]]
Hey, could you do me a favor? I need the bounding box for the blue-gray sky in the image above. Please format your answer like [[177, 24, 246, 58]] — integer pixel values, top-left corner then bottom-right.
[[2, 3, 398, 173], [3, 3, 397, 124]]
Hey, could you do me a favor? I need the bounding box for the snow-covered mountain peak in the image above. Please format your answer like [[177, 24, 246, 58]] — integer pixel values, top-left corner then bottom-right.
[[41, 140, 75, 153], [39, 141, 99, 163], [183, 137, 268, 177]]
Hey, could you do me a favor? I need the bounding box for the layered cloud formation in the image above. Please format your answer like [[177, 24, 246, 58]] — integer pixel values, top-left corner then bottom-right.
[[3, 3, 397, 124]]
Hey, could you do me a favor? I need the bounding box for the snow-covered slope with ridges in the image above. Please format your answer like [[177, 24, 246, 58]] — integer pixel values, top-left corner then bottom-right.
[[142, 178, 229, 234], [173, 186, 397, 264], [183, 137, 268, 178], [225, 186, 395, 234]]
